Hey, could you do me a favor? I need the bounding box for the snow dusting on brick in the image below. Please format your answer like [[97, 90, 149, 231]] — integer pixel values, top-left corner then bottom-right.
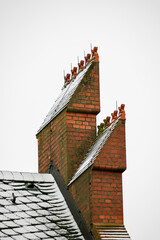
[[69, 119, 119, 185], [37, 61, 93, 134]]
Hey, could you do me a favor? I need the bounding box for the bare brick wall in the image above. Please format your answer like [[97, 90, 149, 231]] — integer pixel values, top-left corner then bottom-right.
[[66, 61, 100, 182], [69, 168, 92, 229], [69, 119, 126, 227], [67, 112, 96, 182], [91, 119, 126, 224], [94, 119, 126, 171], [37, 109, 68, 183], [37, 61, 100, 184], [91, 170, 123, 224], [67, 62, 100, 114]]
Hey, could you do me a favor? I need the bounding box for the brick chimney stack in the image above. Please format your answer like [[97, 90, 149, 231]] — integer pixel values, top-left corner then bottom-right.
[[36, 47, 131, 239], [68, 105, 127, 231], [36, 47, 100, 184]]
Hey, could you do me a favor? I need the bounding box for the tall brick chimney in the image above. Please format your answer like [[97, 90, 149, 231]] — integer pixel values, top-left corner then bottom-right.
[[36, 47, 100, 184], [36, 47, 131, 239]]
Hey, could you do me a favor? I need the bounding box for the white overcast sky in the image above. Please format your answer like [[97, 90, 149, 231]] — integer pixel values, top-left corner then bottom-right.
[[0, 1, 160, 239]]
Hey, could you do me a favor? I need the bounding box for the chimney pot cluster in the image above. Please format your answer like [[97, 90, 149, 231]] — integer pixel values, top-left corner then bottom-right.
[[64, 46, 99, 87], [98, 104, 126, 135]]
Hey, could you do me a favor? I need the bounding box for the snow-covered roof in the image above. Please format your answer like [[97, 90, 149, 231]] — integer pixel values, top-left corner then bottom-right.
[[69, 119, 119, 185], [95, 225, 131, 240], [0, 171, 84, 240], [37, 61, 93, 134]]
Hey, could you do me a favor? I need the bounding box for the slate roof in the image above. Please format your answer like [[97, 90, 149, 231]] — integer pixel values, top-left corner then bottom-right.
[[69, 119, 119, 185], [0, 171, 85, 240], [37, 61, 93, 134], [95, 225, 131, 240]]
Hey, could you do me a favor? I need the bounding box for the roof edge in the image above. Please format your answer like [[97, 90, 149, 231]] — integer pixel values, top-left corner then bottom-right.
[[48, 161, 94, 240], [0, 170, 54, 183], [68, 119, 120, 186], [36, 61, 94, 135]]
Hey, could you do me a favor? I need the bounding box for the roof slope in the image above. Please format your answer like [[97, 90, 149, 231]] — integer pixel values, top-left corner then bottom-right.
[[95, 225, 131, 240], [0, 171, 84, 240], [37, 61, 93, 134], [69, 119, 119, 185]]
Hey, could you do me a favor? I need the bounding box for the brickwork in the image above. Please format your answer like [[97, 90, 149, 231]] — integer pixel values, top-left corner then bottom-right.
[[91, 170, 123, 224], [69, 119, 126, 230], [69, 168, 92, 229], [37, 60, 100, 184], [90, 119, 126, 225], [67, 62, 100, 114], [93, 119, 126, 172], [67, 112, 96, 182], [37, 109, 68, 183], [36, 48, 129, 239]]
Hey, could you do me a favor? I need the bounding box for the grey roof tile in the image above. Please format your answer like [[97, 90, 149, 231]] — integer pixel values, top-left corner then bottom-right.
[[15, 211, 30, 218], [17, 204, 31, 211], [5, 205, 20, 212], [0, 232, 7, 238], [1, 237, 13, 240], [2, 171, 14, 180], [5, 213, 20, 220], [3, 220, 19, 228], [22, 233, 39, 239], [34, 231, 48, 238], [0, 214, 9, 221], [26, 195, 41, 203], [12, 235, 28, 240], [0, 198, 11, 206], [37, 209, 51, 215], [25, 217, 40, 225], [0, 207, 10, 213], [37, 194, 52, 201], [17, 196, 31, 204], [21, 172, 34, 182], [0, 222, 6, 229], [12, 172, 24, 181], [23, 225, 39, 233], [0, 191, 11, 198], [14, 227, 29, 234], [18, 190, 32, 196], [14, 219, 30, 226], [40, 173, 55, 183], [35, 224, 48, 231], [26, 202, 40, 210], [0, 171, 85, 240], [26, 210, 40, 217], [0, 171, 4, 180], [37, 62, 93, 134], [37, 201, 50, 209], [36, 216, 50, 224], [45, 222, 60, 230], [0, 183, 13, 191], [1, 228, 17, 236], [45, 230, 59, 237]]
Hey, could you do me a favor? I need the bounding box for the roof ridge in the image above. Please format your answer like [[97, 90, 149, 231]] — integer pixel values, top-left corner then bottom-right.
[[37, 61, 93, 134], [0, 170, 54, 182], [37, 46, 99, 134]]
